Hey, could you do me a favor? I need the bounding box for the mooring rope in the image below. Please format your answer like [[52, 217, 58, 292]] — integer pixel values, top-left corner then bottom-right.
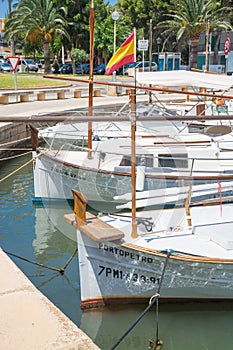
[[0, 157, 34, 183], [3, 248, 78, 275], [0, 150, 45, 183], [0, 148, 32, 151], [0, 136, 31, 147], [0, 151, 32, 162], [110, 250, 171, 350]]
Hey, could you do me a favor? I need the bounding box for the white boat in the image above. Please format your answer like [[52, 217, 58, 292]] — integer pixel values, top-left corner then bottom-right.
[[64, 188, 233, 308], [33, 125, 233, 209]]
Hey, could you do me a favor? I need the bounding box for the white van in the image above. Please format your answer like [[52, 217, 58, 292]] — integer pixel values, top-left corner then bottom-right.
[[18, 59, 28, 72]]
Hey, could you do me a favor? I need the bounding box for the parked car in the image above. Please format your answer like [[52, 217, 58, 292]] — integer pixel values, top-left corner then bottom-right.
[[76, 63, 90, 74], [116, 63, 135, 75], [59, 63, 73, 74], [0, 62, 13, 72], [93, 64, 106, 75], [25, 59, 39, 72], [122, 62, 137, 75], [37, 59, 54, 69], [37, 59, 44, 68], [134, 61, 157, 72]]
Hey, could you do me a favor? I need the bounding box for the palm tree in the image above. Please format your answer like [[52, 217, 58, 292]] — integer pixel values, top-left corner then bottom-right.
[[4, 0, 69, 73], [158, 0, 232, 68]]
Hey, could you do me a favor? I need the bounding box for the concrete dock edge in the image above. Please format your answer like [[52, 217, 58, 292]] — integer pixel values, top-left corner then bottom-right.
[[0, 248, 100, 350]]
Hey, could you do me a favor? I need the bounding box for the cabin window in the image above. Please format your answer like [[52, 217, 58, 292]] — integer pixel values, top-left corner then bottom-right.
[[158, 153, 188, 168], [120, 154, 154, 167]]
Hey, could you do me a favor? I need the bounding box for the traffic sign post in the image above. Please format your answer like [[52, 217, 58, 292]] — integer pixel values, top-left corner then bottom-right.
[[138, 39, 148, 72], [224, 37, 231, 55], [138, 40, 148, 51], [7, 56, 20, 90]]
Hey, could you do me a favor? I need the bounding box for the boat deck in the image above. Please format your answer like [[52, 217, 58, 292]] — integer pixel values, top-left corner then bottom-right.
[[99, 204, 233, 260]]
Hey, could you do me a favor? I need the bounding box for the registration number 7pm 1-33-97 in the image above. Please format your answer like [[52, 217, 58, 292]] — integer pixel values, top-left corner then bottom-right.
[[98, 265, 160, 284]]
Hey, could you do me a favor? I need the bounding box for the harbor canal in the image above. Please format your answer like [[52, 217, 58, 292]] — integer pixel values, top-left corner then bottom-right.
[[1, 153, 233, 350]]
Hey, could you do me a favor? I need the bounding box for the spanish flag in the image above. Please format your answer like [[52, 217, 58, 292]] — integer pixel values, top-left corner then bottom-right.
[[106, 30, 135, 75]]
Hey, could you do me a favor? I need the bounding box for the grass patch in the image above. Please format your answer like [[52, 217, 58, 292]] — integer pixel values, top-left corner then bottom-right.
[[0, 72, 129, 90], [0, 72, 71, 89]]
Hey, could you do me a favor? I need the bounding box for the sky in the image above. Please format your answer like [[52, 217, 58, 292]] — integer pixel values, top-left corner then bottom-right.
[[0, 0, 117, 18], [0, 1, 9, 18]]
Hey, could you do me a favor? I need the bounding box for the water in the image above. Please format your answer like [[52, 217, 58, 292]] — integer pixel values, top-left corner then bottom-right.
[[1, 153, 233, 350]]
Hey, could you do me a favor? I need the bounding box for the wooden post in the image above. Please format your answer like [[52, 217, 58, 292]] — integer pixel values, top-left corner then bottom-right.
[[199, 87, 207, 101], [182, 87, 190, 101], [29, 124, 39, 151], [74, 90, 82, 98], [72, 189, 88, 229], [37, 92, 45, 101], [88, 0, 94, 159], [0, 95, 9, 104], [94, 89, 101, 97], [57, 91, 65, 99], [20, 94, 29, 102], [185, 183, 192, 229]]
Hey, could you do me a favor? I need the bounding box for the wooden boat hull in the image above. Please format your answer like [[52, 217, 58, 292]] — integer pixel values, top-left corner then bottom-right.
[[77, 232, 233, 308], [33, 151, 185, 204], [33, 151, 233, 208]]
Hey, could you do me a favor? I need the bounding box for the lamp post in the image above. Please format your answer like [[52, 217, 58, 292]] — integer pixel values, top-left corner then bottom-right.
[[112, 10, 120, 81], [205, 19, 210, 72], [156, 37, 161, 71]]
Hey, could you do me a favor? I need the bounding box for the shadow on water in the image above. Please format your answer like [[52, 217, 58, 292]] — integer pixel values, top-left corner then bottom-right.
[[1, 154, 233, 349]]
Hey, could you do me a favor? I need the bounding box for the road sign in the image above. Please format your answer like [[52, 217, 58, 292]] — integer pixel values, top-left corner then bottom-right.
[[138, 40, 148, 51], [224, 37, 231, 55], [7, 56, 20, 71]]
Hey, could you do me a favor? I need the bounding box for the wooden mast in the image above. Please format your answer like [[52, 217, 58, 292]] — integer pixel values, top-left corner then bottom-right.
[[88, 0, 94, 158], [130, 89, 138, 238], [131, 27, 138, 238]]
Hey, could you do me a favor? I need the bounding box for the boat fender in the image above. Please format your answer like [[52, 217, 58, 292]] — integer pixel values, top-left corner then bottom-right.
[[136, 164, 146, 191]]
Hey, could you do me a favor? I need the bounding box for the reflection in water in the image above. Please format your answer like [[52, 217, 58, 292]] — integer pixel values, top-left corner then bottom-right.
[[1, 154, 233, 349], [81, 302, 233, 350], [33, 205, 76, 258]]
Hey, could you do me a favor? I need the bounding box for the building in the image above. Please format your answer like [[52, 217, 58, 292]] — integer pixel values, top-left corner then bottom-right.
[[197, 32, 233, 73]]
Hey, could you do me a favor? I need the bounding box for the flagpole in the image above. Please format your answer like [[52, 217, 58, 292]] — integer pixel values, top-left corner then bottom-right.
[[88, 0, 94, 158], [106, 31, 135, 75], [112, 10, 120, 82]]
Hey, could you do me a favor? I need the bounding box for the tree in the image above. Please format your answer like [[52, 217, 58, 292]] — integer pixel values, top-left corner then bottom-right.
[[158, 0, 233, 68], [94, 4, 135, 63], [71, 48, 87, 64], [4, 0, 70, 73], [71, 48, 87, 73], [117, 0, 169, 58]]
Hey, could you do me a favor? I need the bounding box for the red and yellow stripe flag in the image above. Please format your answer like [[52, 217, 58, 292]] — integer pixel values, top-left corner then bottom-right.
[[106, 31, 135, 75]]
